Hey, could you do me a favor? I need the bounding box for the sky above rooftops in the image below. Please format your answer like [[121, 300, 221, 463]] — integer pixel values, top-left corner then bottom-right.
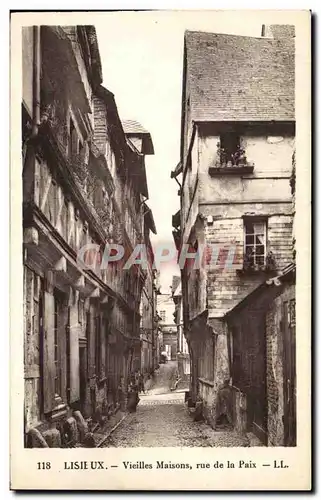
[[95, 11, 266, 292]]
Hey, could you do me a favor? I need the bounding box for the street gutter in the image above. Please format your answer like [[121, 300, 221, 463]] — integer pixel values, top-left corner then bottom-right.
[[96, 414, 128, 448]]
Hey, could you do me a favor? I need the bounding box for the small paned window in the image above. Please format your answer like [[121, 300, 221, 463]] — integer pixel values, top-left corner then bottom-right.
[[244, 220, 267, 268]]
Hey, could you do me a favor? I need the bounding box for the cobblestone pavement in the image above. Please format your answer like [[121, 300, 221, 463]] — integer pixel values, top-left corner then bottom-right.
[[103, 362, 257, 448], [145, 361, 179, 395]]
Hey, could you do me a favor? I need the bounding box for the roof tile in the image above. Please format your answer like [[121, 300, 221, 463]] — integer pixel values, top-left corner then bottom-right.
[[185, 29, 295, 122]]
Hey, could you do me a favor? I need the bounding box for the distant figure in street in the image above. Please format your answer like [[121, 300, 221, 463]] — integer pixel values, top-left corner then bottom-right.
[[160, 351, 168, 364], [138, 371, 146, 394], [127, 374, 139, 412]]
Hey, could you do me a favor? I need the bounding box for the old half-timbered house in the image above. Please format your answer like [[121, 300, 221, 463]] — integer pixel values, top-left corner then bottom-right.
[[22, 26, 155, 447], [171, 25, 295, 442], [140, 203, 158, 379]]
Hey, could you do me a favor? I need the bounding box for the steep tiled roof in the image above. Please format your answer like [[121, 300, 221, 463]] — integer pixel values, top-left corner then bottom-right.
[[121, 119, 154, 155], [185, 29, 295, 122], [264, 24, 296, 39], [122, 119, 149, 134]]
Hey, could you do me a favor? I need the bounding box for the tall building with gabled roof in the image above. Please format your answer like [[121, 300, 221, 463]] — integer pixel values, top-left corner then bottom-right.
[[172, 25, 295, 443]]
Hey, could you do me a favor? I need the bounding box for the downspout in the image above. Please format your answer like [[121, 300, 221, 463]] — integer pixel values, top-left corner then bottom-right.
[[32, 26, 41, 138], [23, 26, 41, 178]]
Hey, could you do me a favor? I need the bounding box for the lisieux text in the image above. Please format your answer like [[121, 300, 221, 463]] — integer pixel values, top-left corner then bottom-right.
[[62, 459, 289, 471]]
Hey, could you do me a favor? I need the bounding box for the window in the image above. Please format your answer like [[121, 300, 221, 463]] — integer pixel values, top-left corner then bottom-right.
[[78, 299, 84, 325], [218, 133, 247, 166], [85, 311, 90, 374], [160, 310, 166, 322], [95, 314, 101, 378], [221, 133, 240, 160], [244, 220, 267, 269], [68, 116, 79, 157]]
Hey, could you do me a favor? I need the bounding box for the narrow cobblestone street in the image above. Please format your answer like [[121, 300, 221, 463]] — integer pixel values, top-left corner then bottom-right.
[[103, 362, 256, 447]]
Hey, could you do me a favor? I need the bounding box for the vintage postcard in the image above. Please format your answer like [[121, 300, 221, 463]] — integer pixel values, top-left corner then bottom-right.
[[10, 9, 311, 490]]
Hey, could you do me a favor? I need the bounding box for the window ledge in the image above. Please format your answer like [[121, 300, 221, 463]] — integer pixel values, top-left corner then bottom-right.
[[209, 164, 254, 176], [237, 267, 277, 276]]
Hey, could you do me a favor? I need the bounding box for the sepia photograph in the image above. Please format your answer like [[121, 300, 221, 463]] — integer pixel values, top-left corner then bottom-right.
[[22, 17, 296, 449], [11, 9, 311, 490]]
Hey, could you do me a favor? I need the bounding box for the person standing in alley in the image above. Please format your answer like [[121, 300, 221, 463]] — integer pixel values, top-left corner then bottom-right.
[[138, 371, 146, 394]]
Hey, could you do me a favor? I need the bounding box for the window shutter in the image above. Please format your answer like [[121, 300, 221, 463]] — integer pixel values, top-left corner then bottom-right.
[[69, 299, 80, 404], [43, 291, 55, 413], [88, 304, 96, 379], [101, 315, 108, 379], [58, 300, 68, 403], [95, 314, 101, 378]]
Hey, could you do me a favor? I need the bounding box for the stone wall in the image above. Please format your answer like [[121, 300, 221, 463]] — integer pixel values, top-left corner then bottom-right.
[[197, 124, 294, 183], [188, 315, 230, 428], [266, 301, 284, 446], [180, 121, 294, 320], [204, 215, 293, 318], [24, 266, 42, 428], [266, 283, 295, 446]]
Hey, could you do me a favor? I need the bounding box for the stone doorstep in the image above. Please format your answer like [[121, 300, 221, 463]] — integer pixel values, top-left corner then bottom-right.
[[246, 432, 265, 447], [92, 411, 127, 447], [187, 405, 265, 446]]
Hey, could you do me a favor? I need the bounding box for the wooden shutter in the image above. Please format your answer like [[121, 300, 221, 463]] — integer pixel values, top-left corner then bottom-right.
[[99, 315, 104, 380], [43, 291, 55, 413], [88, 304, 96, 379], [58, 299, 68, 404], [69, 296, 80, 403]]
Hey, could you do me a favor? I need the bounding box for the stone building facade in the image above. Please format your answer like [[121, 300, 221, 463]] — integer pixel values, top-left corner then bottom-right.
[[226, 264, 296, 445], [157, 293, 177, 360], [140, 204, 160, 378], [172, 278, 190, 380], [172, 25, 295, 443], [22, 25, 155, 446]]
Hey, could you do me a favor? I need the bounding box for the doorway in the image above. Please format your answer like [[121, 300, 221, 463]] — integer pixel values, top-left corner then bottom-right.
[[282, 298, 296, 446]]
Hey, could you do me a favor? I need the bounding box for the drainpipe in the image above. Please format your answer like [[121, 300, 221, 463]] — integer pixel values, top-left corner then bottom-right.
[[31, 25, 41, 138], [23, 26, 41, 174]]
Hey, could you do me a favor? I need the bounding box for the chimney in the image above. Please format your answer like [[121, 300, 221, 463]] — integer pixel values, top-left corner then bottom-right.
[[261, 24, 295, 39]]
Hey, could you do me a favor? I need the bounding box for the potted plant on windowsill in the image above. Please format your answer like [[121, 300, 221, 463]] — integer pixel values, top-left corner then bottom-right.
[[238, 250, 277, 275], [231, 144, 247, 167], [265, 251, 277, 272], [210, 143, 254, 175]]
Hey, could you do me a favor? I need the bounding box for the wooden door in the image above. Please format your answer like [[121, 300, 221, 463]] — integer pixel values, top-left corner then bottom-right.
[[231, 318, 267, 444], [79, 342, 87, 414], [250, 316, 268, 445], [282, 299, 296, 446]]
